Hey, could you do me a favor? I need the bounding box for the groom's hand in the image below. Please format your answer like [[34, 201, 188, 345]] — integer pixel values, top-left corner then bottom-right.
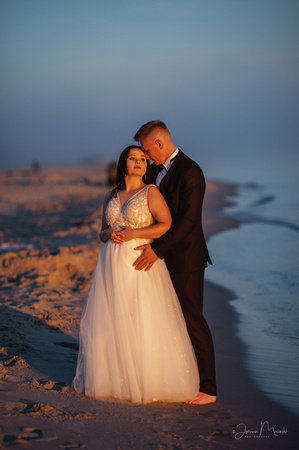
[[133, 244, 158, 271]]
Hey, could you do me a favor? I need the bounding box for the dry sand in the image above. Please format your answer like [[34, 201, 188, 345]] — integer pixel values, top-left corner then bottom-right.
[[0, 166, 297, 449]]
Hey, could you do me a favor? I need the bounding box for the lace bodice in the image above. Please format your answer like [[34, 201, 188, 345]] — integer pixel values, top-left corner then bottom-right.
[[106, 184, 155, 231]]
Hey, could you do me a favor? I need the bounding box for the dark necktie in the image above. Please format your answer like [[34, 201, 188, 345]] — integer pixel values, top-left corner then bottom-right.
[[155, 164, 165, 173], [155, 154, 178, 177]]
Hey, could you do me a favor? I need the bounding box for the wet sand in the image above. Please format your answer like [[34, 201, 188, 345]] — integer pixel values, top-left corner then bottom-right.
[[0, 167, 297, 449]]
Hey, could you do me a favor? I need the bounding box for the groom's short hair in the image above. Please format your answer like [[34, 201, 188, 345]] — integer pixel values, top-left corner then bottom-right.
[[134, 120, 169, 141]]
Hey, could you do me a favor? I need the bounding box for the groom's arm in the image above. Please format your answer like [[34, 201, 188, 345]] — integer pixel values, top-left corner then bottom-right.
[[133, 165, 205, 271], [151, 165, 205, 259]]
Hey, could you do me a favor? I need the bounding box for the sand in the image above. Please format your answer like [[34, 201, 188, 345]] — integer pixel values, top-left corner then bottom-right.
[[0, 166, 297, 449]]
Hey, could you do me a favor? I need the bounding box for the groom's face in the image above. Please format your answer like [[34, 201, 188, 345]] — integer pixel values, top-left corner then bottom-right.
[[140, 135, 164, 165]]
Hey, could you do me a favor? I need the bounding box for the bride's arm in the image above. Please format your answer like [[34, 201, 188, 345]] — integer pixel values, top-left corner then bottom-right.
[[120, 186, 171, 241], [99, 191, 114, 243]]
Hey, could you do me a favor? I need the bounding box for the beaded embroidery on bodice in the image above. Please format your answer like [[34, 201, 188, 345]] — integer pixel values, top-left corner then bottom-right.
[[106, 184, 155, 231]]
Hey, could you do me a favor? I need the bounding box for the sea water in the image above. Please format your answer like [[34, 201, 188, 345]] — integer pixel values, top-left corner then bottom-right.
[[202, 152, 299, 417]]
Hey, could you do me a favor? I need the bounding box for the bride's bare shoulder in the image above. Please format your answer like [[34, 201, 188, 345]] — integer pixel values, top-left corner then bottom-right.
[[147, 185, 166, 203]]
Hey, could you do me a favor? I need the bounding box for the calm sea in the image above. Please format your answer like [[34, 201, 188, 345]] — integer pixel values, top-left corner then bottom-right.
[[201, 151, 299, 417]]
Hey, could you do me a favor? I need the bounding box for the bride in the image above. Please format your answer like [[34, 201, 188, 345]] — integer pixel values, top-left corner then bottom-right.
[[72, 145, 199, 403]]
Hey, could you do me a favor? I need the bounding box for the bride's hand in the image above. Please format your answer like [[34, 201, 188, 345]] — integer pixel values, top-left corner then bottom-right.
[[119, 226, 135, 242], [110, 228, 125, 244]]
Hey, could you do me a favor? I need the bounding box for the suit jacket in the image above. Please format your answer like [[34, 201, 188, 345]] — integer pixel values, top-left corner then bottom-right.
[[151, 149, 212, 272]]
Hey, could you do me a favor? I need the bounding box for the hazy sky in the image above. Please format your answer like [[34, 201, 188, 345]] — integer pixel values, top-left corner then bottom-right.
[[1, 0, 298, 174]]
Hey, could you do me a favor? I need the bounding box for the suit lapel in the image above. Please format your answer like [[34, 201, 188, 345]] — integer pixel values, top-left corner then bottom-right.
[[159, 149, 183, 194], [150, 163, 160, 185]]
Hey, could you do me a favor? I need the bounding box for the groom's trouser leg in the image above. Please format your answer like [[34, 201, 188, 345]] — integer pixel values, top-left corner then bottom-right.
[[169, 269, 217, 396]]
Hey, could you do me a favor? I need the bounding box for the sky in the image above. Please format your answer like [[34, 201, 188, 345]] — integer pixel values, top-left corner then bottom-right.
[[1, 0, 298, 176]]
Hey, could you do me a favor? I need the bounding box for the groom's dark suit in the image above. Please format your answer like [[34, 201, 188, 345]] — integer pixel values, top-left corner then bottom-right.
[[150, 149, 216, 396]]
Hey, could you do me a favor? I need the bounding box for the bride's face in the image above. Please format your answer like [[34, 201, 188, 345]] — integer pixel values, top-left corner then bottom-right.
[[126, 148, 147, 177]]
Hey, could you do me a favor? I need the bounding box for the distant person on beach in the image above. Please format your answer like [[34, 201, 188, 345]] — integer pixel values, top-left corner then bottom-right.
[[73, 145, 199, 403], [32, 157, 40, 173], [133, 120, 216, 405]]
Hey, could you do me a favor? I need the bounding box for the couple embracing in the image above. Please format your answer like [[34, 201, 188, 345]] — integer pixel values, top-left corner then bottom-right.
[[73, 120, 217, 405]]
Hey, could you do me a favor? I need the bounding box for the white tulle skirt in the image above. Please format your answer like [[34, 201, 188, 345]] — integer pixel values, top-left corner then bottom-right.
[[73, 239, 199, 403]]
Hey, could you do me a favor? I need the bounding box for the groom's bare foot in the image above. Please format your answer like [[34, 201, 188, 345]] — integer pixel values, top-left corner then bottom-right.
[[185, 392, 216, 405]]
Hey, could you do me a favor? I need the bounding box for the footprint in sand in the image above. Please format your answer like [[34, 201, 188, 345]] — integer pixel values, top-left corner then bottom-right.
[[29, 378, 71, 393], [59, 442, 86, 449], [0, 373, 22, 383], [198, 430, 232, 442], [4, 355, 30, 368], [156, 431, 183, 440], [0, 427, 57, 446], [2, 399, 94, 422]]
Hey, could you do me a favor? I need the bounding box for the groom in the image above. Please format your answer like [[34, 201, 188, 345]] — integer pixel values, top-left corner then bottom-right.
[[133, 120, 216, 405]]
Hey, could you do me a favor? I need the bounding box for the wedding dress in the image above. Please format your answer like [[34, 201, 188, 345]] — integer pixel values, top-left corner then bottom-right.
[[73, 184, 199, 403]]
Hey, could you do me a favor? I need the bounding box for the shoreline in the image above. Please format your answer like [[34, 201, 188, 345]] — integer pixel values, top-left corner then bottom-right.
[[204, 280, 298, 431], [203, 181, 298, 446], [0, 168, 297, 449]]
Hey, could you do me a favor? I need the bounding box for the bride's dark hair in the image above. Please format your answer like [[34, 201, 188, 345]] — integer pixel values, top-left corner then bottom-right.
[[112, 145, 151, 197]]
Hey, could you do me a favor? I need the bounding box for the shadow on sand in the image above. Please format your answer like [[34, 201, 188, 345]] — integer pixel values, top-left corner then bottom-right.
[[1, 303, 79, 385]]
